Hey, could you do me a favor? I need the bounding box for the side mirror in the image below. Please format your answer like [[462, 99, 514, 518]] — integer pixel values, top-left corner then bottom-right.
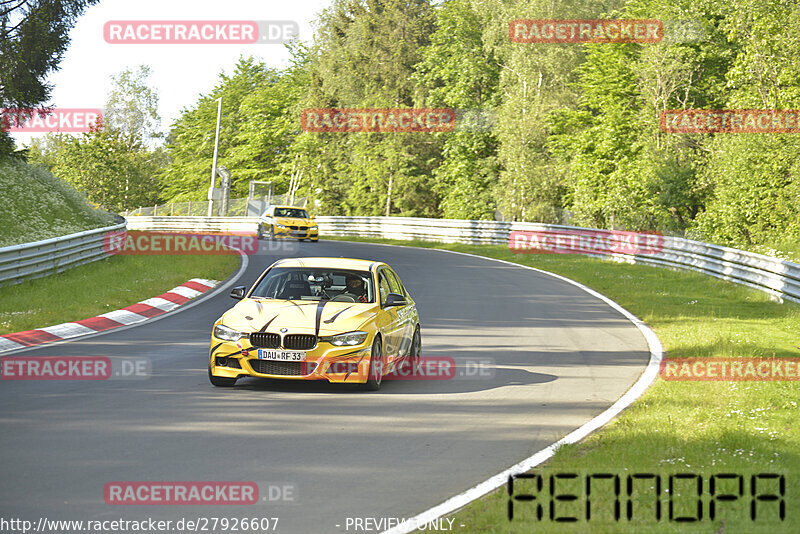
[[383, 293, 406, 308], [230, 286, 247, 300]]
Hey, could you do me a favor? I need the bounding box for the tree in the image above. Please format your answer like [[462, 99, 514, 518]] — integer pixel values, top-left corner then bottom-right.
[[159, 57, 278, 201], [28, 65, 165, 211], [46, 125, 162, 211], [307, 0, 439, 216], [0, 0, 99, 154], [105, 65, 162, 149], [414, 0, 501, 220]]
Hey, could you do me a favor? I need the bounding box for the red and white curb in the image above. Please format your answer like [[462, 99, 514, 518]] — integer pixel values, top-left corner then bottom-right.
[[0, 278, 219, 353]]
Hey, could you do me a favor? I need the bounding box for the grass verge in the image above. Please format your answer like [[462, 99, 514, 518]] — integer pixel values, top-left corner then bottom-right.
[[325, 235, 799, 534], [0, 253, 239, 334]]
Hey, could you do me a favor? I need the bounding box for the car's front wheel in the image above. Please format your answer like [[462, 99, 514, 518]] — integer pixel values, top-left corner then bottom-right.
[[408, 326, 421, 375], [364, 336, 383, 391], [208, 365, 237, 387]]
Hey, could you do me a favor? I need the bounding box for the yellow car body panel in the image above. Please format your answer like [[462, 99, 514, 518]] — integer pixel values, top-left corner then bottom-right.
[[258, 205, 319, 241], [208, 258, 420, 386]]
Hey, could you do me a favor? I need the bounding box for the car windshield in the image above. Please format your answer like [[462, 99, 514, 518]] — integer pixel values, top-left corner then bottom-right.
[[274, 208, 309, 218], [250, 268, 374, 302]]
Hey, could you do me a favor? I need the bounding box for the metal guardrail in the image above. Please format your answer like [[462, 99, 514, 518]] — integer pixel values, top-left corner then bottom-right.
[[0, 222, 126, 287], [125, 215, 800, 304], [125, 216, 261, 234], [510, 222, 800, 304]]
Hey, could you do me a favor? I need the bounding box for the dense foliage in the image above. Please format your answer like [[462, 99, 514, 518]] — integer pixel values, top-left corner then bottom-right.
[[0, 0, 99, 155], [15, 0, 800, 247]]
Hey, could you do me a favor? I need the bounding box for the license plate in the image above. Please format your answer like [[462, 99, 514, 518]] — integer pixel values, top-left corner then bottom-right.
[[257, 349, 306, 361]]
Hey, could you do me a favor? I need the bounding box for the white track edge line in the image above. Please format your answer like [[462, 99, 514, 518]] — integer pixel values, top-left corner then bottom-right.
[[0, 252, 249, 356], [328, 242, 665, 534]]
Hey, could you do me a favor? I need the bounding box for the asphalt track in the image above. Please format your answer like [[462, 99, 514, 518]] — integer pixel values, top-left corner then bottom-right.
[[0, 239, 653, 533]]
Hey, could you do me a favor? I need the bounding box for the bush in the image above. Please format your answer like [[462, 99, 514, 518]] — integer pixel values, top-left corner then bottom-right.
[[0, 156, 117, 247]]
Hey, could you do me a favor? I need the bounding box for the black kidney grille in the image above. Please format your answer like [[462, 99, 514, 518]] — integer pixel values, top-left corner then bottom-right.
[[249, 360, 311, 376], [248, 332, 281, 348], [284, 334, 317, 350]]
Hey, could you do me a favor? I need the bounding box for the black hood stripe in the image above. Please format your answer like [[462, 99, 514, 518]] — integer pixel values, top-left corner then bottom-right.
[[323, 306, 353, 324], [259, 315, 279, 332], [314, 299, 329, 337]]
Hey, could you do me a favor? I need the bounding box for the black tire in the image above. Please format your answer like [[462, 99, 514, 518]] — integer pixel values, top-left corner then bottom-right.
[[364, 336, 383, 391], [408, 326, 421, 375], [256, 225, 264, 239], [208, 365, 237, 387]]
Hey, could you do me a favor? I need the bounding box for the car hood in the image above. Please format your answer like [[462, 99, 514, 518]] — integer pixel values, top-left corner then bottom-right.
[[220, 298, 377, 336]]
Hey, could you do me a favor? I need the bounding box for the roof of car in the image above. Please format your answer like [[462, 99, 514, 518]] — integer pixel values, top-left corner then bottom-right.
[[271, 257, 382, 270], [271, 205, 306, 210]]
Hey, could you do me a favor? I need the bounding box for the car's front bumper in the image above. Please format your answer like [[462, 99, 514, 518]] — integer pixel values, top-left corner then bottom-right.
[[209, 336, 372, 383], [261, 223, 319, 240]]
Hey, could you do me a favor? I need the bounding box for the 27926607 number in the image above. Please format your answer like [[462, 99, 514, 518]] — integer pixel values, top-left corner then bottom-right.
[[195, 517, 279, 531]]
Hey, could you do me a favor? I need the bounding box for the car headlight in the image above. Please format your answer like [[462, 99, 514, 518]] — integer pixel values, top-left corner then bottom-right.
[[310, 225, 318, 229], [214, 324, 243, 342], [328, 331, 368, 346], [275, 223, 287, 229]]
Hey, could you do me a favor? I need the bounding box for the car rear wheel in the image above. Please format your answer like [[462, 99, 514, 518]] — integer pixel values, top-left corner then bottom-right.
[[364, 336, 383, 391], [208, 364, 237, 387]]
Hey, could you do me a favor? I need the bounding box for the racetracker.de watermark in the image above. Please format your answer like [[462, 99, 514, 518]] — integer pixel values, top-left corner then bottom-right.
[[300, 108, 456, 133], [510, 19, 663, 43], [1, 356, 150, 380], [509, 229, 664, 255], [0, 108, 102, 133], [104, 20, 298, 44], [328, 356, 495, 380], [103, 230, 259, 255], [103, 481, 297, 505], [660, 358, 800, 381], [104, 482, 259, 505], [660, 109, 800, 133]]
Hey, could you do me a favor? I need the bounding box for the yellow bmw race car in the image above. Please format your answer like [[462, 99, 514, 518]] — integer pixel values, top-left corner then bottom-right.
[[208, 258, 421, 390], [256, 205, 319, 241]]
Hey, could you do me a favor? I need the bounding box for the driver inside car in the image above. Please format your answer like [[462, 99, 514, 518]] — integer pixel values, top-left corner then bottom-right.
[[342, 274, 368, 303]]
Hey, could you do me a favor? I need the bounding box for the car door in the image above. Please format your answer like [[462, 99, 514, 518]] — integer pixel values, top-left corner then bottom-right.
[[384, 269, 415, 357], [376, 269, 403, 365]]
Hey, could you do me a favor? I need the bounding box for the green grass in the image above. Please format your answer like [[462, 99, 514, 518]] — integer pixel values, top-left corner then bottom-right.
[[325, 236, 799, 533], [0, 253, 239, 334], [0, 156, 116, 247]]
